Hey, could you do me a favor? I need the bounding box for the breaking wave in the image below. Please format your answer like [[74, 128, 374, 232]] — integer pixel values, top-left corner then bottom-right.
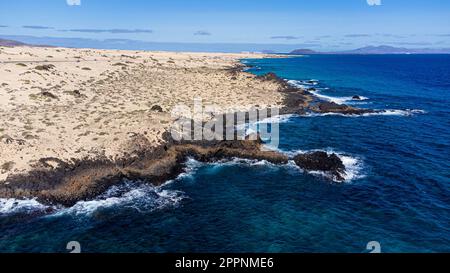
[[0, 198, 51, 215], [236, 114, 298, 136], [0, 181, 186, 217], [273, 148, 366, 183], [301, 109, 426, 117], [54, 182, 185, 216], [288, 79, 369, 105]]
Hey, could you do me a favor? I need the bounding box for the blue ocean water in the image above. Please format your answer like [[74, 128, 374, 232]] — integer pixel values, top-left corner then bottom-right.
[[1, 55, 449, 253]]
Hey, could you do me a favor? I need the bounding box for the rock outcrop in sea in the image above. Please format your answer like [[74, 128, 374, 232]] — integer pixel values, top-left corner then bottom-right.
[[294, 151, 346, 182], [310, 102, 374, 115]]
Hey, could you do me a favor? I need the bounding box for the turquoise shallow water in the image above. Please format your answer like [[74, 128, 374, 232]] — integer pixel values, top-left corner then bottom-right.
[[1, 55, 449, 253]]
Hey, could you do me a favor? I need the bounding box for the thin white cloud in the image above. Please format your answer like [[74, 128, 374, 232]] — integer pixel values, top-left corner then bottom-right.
[[270, 36, 300, 40], [67, 0, 81, 6], [194, 31, 211, 36], [23, 25, 54, 29], [63, 28, 153, 34], [367, 0, 381, 6]]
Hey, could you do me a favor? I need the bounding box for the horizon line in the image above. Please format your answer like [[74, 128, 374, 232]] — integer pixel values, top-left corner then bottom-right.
[[1, 34, 450, 54]]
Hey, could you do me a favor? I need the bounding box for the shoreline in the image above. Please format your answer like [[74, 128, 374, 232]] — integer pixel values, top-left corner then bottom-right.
[[0, 46, 371, 207]]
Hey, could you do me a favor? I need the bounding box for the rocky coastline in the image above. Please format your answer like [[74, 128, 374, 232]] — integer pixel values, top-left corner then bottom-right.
[[0, 131, 349, 206], [0, 57, 371, 207]]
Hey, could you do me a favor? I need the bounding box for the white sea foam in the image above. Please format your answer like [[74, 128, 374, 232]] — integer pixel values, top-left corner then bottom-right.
[[288, 79, 369, 105], [288, 79, 319, 87], [209, 157, 278, 168], [278, 148, 365, 183], [173, 157, 203, 181], [338, 154, 365, 181], [235, 114, 298, 137], [0, 198, 51, 215], [366, 109, 426, 116], [257, 114, 297, 124], [235, 114, 297, 129], [310, 91, 369, 105], [287, 79, 308, 89], [54, 182, 185, 216], [301, 109, 426, 118], [0, 181, 185, 217]]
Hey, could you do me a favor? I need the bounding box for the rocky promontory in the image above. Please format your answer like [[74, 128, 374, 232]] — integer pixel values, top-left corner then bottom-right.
[[0, 132, 348, 206]]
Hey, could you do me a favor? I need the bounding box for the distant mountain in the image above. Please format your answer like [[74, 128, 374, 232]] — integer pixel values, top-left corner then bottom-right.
[[290, 49, 320, 55], [339, 46, 450, 54], [290, 45, 450, 55], [0, 38, 51, 47], [340, 45, 412, 54], [0, 38, 28, 47]]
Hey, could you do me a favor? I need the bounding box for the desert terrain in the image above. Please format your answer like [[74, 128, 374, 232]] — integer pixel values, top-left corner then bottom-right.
[[0, 46, 285, 182]]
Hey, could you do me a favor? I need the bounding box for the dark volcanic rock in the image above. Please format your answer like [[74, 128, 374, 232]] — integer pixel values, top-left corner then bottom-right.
[[226, 64, 246, 76], [256, 72, 285, 84], [35, 64, 55, 71], [151, 105, 164, 112], [279, 87, 312, 115], [0, 134, 288, 207], [293, 151, 346, 181], [281, 92, 309, 114], [41, 91, 58, 100], [312, 102, 374, 115], [71, 90, 86, 98], [252, 71, 316, 115]]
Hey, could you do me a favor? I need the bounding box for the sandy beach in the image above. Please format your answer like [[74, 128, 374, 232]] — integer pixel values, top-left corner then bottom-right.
[[0, 46, 288, 183]]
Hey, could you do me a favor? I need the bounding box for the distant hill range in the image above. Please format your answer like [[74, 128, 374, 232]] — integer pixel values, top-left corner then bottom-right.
[[0, 38, 51, 47], [0, 38, 28, 47], [2, 37, 449, 55], [290, 45, 450, 55]]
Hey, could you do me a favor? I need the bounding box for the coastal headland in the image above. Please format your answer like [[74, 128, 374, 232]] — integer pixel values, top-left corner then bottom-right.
[[0, 46, 372, 206]]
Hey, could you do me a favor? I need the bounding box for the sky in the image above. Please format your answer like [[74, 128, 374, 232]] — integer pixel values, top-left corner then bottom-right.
[[0, 0, 449, 52]]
